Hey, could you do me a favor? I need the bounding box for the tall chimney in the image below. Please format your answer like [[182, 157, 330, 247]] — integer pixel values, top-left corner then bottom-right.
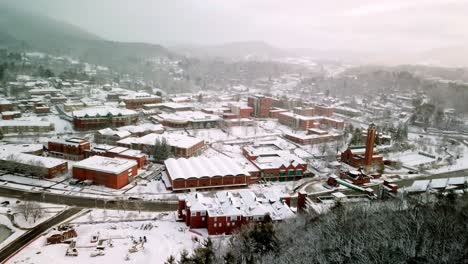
[[364, 124, 376, 168]]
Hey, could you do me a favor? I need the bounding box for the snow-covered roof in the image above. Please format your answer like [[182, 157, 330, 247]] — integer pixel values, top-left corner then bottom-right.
[[97, 128, 132, 138], [72, 106, 137, 118], [117, 123, 164, 134], [407, 180, 430, 192], [0, 151, 67, 169], [447, 177, 466, 186], [165, 155, 249, 180], [155, 111, 220, 124], [73, 156, 137, 175], [118, 133, 203, 149], [0, 143, 43, 154], [120, 92, 161, 100], [430, 178, 448, 189], [0, 120, 52, 127], [182, 190, 294, 220]]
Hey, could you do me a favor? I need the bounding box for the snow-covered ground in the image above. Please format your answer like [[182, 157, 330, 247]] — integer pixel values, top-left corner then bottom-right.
[[9, 210, 205, 264]]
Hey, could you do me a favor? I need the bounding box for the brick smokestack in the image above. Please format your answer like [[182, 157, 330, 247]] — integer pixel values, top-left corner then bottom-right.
[[364, 124, 376, 168]]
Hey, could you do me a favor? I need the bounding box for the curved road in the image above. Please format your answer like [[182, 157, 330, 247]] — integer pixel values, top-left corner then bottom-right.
[[0, 207, 82, 263]]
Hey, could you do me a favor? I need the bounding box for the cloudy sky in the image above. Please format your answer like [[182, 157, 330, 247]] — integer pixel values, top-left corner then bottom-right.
[[4, 0, 468, 53]]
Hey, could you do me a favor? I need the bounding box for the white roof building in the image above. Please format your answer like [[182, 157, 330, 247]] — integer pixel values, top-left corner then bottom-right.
[[165, 155, 249, 180], [72, 106, 137, 118], [73, 156, 137, 175]]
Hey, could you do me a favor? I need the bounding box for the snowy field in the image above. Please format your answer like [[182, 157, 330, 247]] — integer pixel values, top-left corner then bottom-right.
[[9, 210, 205, 264]]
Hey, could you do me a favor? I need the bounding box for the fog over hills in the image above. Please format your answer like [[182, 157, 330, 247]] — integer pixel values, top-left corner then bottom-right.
[[2, 0, 468, 67]]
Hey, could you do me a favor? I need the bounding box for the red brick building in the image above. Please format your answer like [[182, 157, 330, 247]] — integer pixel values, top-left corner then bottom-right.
[[48, 138, 91, 160], [165, 156, 250, 191], [293, 107, 315, 116], [72, 156, 138, 189], [269, 108, 288, 118], [315, 105, 335, 117], [248, 95, 273, 118], [229, 103, 254, 118], [277, 111, 344, 131], [120, 93, 162, 109], [0, 100, 13, 112], [72, 107, 138, 131], [178, 190, 294, 235]]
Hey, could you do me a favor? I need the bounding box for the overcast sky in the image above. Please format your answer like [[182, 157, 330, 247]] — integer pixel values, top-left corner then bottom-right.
[[4, 0, 468, 53]]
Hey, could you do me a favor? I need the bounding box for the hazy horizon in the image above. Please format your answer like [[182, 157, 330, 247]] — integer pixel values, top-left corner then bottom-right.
[[2, 0, 468, 55]]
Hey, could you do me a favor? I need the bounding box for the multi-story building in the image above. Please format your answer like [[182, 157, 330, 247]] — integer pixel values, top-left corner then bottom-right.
[[72, 156, 138, 189], [48, 138, 91, 160], [72, 107, 138, 131], [229, 103, 253, 119], [315, 105, 335, 117], [247, 95, 273, 118], [293, 107, 315, 116], [120, 93, 162, 109], [178, 190, 294, 235], [165, 156, 250, 191], [277, 112, 344, 130]]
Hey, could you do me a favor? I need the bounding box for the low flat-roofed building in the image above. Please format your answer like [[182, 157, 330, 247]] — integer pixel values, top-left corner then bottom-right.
[[153, 111, 220, 129], [0, 120, 54, 134], [117, 123, 164, 136], [120, 92, 162, 109], [0, 152, 68, 178], [117, 133, 204, 157], [1, 111, 21, 120], [86, 144, 147, 168], [152, 102, 194, 112], [72, 106, 138, 131], [95, 128, 132, 145], [285, 131, 343, 145], [165, 156, 250, 191], [48, 138, 91, 160], [0, 143, 44, 155], [72, 156, 138, 189]]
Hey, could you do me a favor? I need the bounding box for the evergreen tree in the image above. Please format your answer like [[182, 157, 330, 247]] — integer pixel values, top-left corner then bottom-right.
[[165, 255, 176, 264], [191, 238, 215, 264], [178, 249, 191, 264]]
